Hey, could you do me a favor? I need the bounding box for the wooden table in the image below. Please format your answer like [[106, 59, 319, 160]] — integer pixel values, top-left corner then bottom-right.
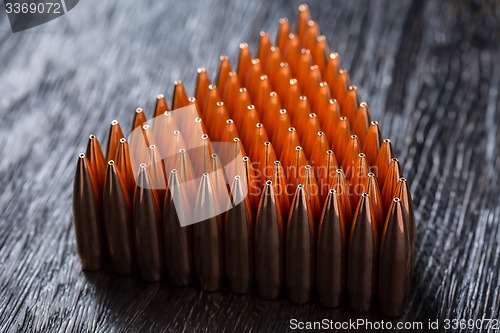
[[0, 0, 499, 331]]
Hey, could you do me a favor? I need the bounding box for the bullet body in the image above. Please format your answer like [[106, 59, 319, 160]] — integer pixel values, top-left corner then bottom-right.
[[286, 185, 315, 303], [72, 153, 104, 271]]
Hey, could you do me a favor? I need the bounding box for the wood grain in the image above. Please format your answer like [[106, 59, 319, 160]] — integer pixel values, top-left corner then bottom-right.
[[0, 0, 499, 331]]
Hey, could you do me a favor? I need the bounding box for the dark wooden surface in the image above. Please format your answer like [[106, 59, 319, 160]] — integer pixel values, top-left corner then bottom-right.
[[1, 0, 499, 332]]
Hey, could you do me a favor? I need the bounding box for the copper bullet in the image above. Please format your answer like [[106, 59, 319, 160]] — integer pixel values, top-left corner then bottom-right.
[[203, 84, 221, 120], [312, 81, 332, 123], [378, 197, 411, 317], [382, 158, 401, 215], [323, 52, 341, 90], [147, 144, 167, 211], [233, 137, 247, 159], [195, 68, 211, 111], [208, 101, 230, 141], [255, 75, 272, 117], [375, 138, 393, 187], [333, 116, 352, 166], [342, 134, 362, 179], [132, 107, 148, 131], [237, 43, 252, 86], [115, 138, 136, 197], [343, 86, 360, 126], [242, 156, 260, 212], [85, 134, 106, 193], [352, 102, 371, 145], [192, 134, 213, 175], [220, 119, 239, 143], [300, 165, 322, 223], [301, 113, 322, 159], [312, 35, 329, 73], [154, 111, 178, 158], [175, 148, 198, 202], [287, 146, 307, 199], [304, 65, 323, 103], [258, 141, 278, 186], [317, 189, 346, 307], [255, 180, 284, 299], [193, 173, 224, 291], [351, 153, 369, 208], [141, 124, 155, 149], [316, 149, 339, 204], [225, 175, 254, 294], [296, 3, 311, 42], [264, 46, 282, 81], [292, 96, 312, 138], [331, 169, 353, 231], [296, 49, 313, 85], [274, 62, 293, 98], [276, 18, 290, 52], [284, 79, 301, 123], [262, 91, 282, 137], [310, 131, 330, 172], [172, 80, 190, 110], [189, 97, 203, 119], [217, 55, 233, 95], [303, 20, 319, 51], [363, 121, 382, 166], [322, 99, 342, 146], [333, 69, 351, 110], [258, 31, 272, 70], [347, 193, 378, 312], [72, 153, 104, 271], [240, 106, 262, 152], [164, 169, 194, 286], [232, 88, 252, 132], [396, 177, 415, 267], [249, 123, 270, 165], [103, 160, 134, 275], [271, 109, 292, 157], [133, 164, 164, 282], [367, 172, 384, 232], [272, 160, 291, 222], [286, 184, 315, 303], [222, 71, 241, 116], [279, 127, 301, 169], [106, 120, 125, 161], [284, 34, 300, 72], [154, 94, 170, 119], [211, 153, 231, 216], [245, 59, 263, 98]]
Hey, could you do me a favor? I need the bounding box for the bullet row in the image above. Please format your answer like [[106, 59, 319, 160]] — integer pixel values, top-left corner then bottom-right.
[[72, 4, 415, 317]]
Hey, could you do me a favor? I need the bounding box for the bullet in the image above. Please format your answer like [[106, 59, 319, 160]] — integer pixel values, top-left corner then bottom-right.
[[258, 31, 272, 70], [85, 134, 106, 193], [271, 109, 292, 157], [310, 131, 330, 171], [280, 128, 301, 170], [300, 165, 322, 222], [141, 124, 155, 148], [217, 56, 232, 95], [301, 113, 322, 159], [72, 153, 104, 271], [248, 123, 270, 164], [312, 82, 332, 123], [343, 86, 360, 125], [255, 180, 284, 299], [351, 153, 369, 208], [232, 88, 253, 132], [316, 149, 339, 204], [175, 148, 198, 205], [284, 34, 300, 73], [376, 139, 394, 188], [379, 198, 411, 317], [245, 58, 262, 97], [240, 106, 262, 152], [147, 144, 167, 205], [115, 138, 136, 197], [255, 75, 272, 117], [352, 102, 370, 145], [303, 20, 319, 51], [363, 121, 382, 166], [333, 116, 352, 165], [189, 97, 203, 119], [106, 120, 125, 161], [264, 47, 282, 81], [132, 107, 148, 131], [331, 169, 353, 231], [164, 169, 194, 286], [323, 52, 341, 90], [154, 94, 170, 118], [284, 79, 301, 123], [211, 153, 231, 213], [322, 99, 341, 146], [347, 193, 378, 312], [193, 173, 224, 291], [195, 68, 211, 111], [192, 134, 213, 175], [172, 80, 190, 110], [333, 69, 351, 110], [222, 72, 241, 116], [317, 189, 346, 307], [261, 91, 282, 137], [272, 160, 291, 222], [225, 175, 254, 293], [367, 172, 384, 232], [220, 119, 239, 143], [382, 158, 401, 214], [296, 3, 311, 42], [286, 184, 315, 303], [133, 164, 164, 282], [103, 160, 134, 275], [296, 49, 313, 85], [274, 62, 293, 98], [154, 111, 178, 158], [233, 137, 247, 159], [396, 177, 415, 268], [258, 141, 278, 186], [208, 101, 230, 141], [276, 18, 290, 52], [203, 84, 221, 121], [292, 96, 312, 138], [237, 43, 252, 86], [304, 65, 323, 102], [312, 35, 329, 73], [287, 146, 307, 199]]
